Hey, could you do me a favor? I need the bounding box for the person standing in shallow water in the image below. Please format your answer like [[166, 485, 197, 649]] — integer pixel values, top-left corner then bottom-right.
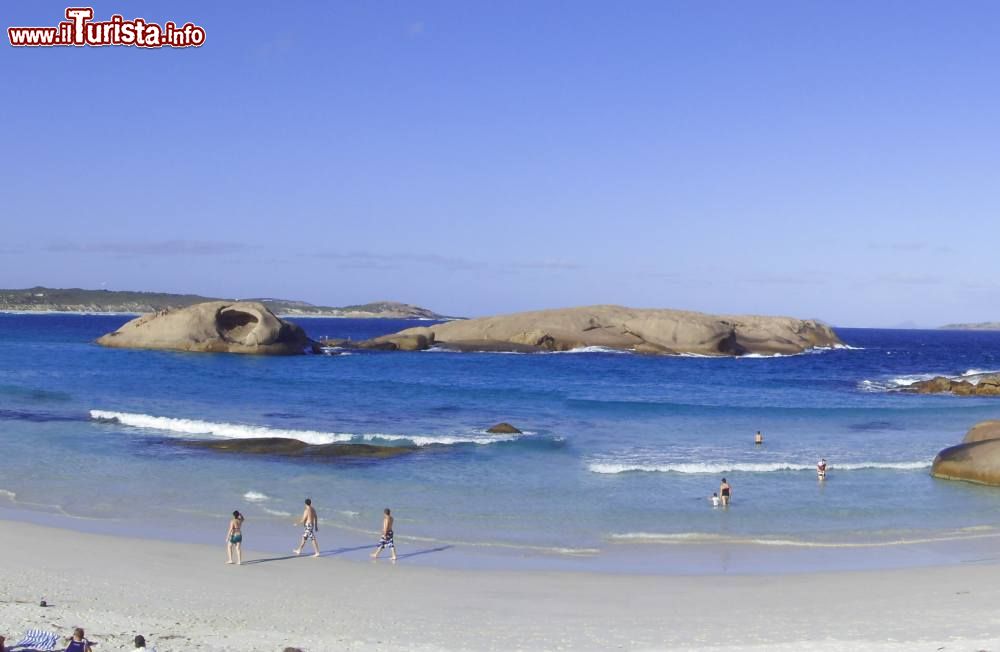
[[293, 498, 320, 557], [371, 508, 397, 561], [719, 478, 732, 506], [226, 510, 244, 565], [754, 430, 764, 445]]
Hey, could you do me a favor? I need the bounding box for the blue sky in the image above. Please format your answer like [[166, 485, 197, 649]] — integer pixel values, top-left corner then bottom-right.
[[3, 1, 998, 325]]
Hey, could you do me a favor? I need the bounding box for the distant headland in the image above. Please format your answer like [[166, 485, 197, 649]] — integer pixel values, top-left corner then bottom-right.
[[0, 287, 448, 320], [939, 321, 1000, 331]]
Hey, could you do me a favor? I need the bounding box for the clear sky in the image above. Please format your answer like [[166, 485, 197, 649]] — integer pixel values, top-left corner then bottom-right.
[[3, 1, 998, 326]]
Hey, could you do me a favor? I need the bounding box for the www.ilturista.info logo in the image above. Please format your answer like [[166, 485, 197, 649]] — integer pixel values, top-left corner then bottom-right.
[[8, 7, 205, 48]]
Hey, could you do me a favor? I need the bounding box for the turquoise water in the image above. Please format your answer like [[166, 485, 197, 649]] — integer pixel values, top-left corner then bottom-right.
[[3, 313, 1000, 572]]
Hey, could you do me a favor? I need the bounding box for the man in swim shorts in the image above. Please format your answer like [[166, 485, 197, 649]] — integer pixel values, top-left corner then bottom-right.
[[293, 498, 320, 557], [371, 507, 397, 561]]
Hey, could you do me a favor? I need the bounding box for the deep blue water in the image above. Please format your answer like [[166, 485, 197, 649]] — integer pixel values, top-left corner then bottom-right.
[[3, 313, 1000, 571]]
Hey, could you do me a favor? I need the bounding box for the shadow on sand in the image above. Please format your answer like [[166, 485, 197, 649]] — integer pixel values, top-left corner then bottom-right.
[[244, 545, 372, 565], [392, 545, 453, 560]]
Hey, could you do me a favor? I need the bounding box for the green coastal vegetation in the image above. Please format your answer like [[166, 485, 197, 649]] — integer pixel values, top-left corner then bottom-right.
[[0, 287, 446, 319]]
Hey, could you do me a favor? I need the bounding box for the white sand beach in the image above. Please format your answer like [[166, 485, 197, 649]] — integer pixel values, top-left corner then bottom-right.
[[1, 520, 999, 651]]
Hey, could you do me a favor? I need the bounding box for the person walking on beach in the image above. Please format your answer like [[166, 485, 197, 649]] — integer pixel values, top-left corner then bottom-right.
[[371, 507, 397, 561], [226, 510, 244, 565], [293, 498, 320, 557], [719, 478, 732, 506]]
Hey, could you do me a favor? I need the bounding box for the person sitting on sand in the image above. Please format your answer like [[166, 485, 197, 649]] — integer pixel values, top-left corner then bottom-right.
[[65, 628, 92, 652], [226, 510, 244, 565], [710, 493, 720, 507], [134, 634, 155, 651], [754, 431, 763, 445], [817, 458, 827, 480], [719, 478, 732, 506], [293, 498, 320, 557], [371, 507, 397, 561]]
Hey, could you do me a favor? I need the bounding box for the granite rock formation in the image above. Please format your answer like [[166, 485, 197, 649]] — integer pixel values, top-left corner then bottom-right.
[[932, 420, 1000, 486], [96, 301, 316, 355], [351, 305, 841, 356]]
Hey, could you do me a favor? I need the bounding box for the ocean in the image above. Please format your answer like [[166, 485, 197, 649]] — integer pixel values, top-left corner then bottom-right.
[[3, 313, 1000, 573]]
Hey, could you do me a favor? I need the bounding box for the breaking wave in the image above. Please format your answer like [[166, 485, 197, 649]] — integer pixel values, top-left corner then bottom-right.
[[588, 460, 931, 474], [551, 346, 633, 355], [90, 410, 535, 447], [243, 491, 270, 503]]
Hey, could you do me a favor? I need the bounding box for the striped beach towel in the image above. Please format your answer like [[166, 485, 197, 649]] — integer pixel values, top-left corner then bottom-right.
[[10, 628, 58, 650]]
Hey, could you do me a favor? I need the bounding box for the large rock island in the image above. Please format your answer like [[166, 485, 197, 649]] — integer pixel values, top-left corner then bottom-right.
[[932, 420, 1000, 486], [347, 305, 841, 356], [97, 301, 317, 355]]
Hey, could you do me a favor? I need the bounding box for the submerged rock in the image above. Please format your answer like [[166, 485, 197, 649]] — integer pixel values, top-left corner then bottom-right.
[[96, 301, 317, 355], [177, 437, 417, 459], [932, 420, 1000, 486], [487, 422, 523, 434], [359, 305, 841, 357]]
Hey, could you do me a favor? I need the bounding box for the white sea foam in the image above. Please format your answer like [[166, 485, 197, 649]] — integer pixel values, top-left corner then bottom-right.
[[552, 346, 632, 355], [609, 528, 1000, 548], [262, 507, 292, 517], [338, 510, 360, 519], [0, 489, 16, 501], [90, 410, 527, 447], [587, 460, 931, 475], [674, 344, 863, 359], [243, 491, 269, 503], [963, 368, 1000, 378]]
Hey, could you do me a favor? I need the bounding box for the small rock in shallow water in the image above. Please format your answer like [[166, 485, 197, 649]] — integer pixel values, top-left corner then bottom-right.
[[487, 422, 522, 434]]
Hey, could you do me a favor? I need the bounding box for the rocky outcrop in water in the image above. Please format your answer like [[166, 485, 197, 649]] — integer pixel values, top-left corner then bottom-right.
[[932, 420, 1000, 486], [487, 422, 522, 434], [962, 420, 1000, 443], [344, 305, 841, 356], [96, 301, 317, 355], [178, 437, 417, 459], [907, 375, 1000, 396]]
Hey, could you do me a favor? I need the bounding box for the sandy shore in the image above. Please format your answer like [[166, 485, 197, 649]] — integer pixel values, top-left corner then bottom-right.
[[1, 520, 999, 651]]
